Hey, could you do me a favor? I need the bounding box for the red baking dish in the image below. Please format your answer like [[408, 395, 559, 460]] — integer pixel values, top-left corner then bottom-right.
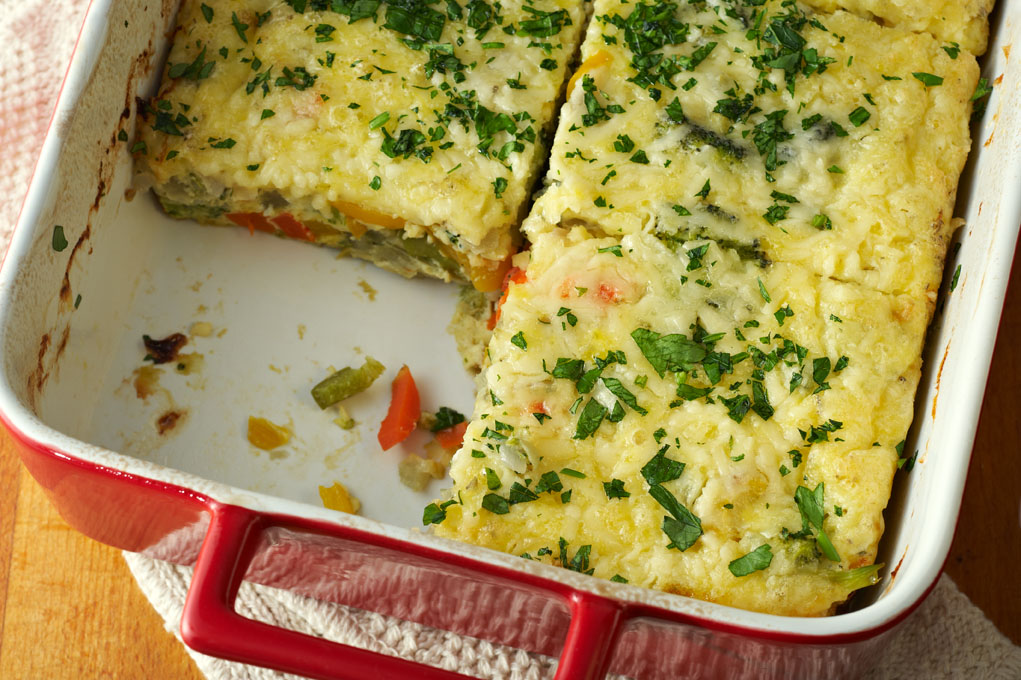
[[0, 0, 1018, 678]]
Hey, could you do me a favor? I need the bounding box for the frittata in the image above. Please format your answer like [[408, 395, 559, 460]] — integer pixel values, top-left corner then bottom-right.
[[523, 0, 979, 302], [431, 229, 924, 615], [429, 0, 987, 616], [138, 0, 586, 291]]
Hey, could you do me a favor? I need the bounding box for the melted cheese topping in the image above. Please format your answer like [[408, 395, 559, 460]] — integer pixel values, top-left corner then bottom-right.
[[140, 0, 586, 270], [524, 0, 978, 301], [436, 229, 919, 615], [801, 0, 996, 55]]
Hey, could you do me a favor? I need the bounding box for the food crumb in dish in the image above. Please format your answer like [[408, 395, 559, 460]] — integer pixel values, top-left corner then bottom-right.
[[190, 321, 213, 337], [173, 353, 204, 375], [319, 482, 361, 514], [247, 416, 291, 450], [156, 409, 186, 435], [398, 454, 445, 492], [132, 365, 162, 400], [357, 279, 378, 301], [311, 356, 385, 409], [297, 324, 306, 340], [333, 405, 356, 430], [142, 332, 187, 364]]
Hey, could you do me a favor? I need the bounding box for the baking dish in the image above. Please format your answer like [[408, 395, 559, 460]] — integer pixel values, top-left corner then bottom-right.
[[0, 0, 1017, 678]]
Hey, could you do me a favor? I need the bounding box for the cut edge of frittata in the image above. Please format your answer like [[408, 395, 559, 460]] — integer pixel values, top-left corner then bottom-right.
[[430, 227, 927, 616], [137, 0, 588, 291]]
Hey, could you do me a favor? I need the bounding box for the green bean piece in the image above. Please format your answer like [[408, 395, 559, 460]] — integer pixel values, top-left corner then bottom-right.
[[311, 356, 385, 409]]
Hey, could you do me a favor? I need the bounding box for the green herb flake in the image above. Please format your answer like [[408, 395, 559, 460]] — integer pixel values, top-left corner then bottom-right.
[[560, 467, 586, 479], [368, 112, 390, 130], [603, 478, 630, 499], [641, 447, 685, 486], [598, 244, 623, 257], [484, 467, 502, 490], [482, 493, 510, 514], [231, 11, 249, 43], [950, 264, 962, 292], [573, 398, 607, 439], [649, 484, 702, 551], [422, 502, 447, 525], [369, 176, 382, 190], [510, 331, 527, 349], [728, 544, 773, 577], [200, 3, 214, 22], [695, 179, 711, 199], [52, 225, 69, 252], [757, 278, 771, 303], [912, 72, 944, 87], [261, 109, 275, 119], [848, 107, 871, 127]]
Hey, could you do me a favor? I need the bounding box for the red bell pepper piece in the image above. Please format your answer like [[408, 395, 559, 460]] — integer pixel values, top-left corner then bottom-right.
[[378, 365, 421, 451]]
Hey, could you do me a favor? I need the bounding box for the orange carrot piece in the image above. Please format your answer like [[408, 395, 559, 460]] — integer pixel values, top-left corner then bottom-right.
[[378, 365, 421, 451], [434, 421, 468, 450]]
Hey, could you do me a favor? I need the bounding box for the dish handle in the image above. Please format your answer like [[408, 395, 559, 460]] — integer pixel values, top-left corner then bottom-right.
[[180, 503, 625, 680]]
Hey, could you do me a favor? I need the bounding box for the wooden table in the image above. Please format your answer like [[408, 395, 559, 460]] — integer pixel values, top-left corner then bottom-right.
[[0, 258, 1019, 677]]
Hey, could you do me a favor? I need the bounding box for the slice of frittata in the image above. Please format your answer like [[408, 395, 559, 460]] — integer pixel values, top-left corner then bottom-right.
[[431, 228, 925, 616], [138, 0, 586, 291], [524, 0, 979, 303]]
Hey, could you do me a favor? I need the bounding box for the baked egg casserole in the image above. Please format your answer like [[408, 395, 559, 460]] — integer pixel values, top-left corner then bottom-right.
[[138, 0, 586, 290], [135, 0, 992, 617]]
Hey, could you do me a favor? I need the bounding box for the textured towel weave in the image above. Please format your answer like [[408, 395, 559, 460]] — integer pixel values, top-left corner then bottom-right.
[[1, 1, 1019, 678]]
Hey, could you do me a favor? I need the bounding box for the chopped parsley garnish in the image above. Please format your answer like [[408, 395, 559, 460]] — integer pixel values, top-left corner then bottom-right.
[[200, 3, 213, 22], [52, 225, 68, 252], [694, 179, 711, 199], [168, 47, 215, 81], [848, 106, 871, 127], [231, 12, 249, 42], [484, 467, 501, 490], [912, 72, 944, 87], [751, 110, 792, 173], [811, 213, 833, 230], [950, 264, 962, 292], [601, 377, 647, 415], [559, 538, 593, 574], [276, 66, 316, 90], [573, 399, 607, 439], [510, 331, 527, 349], [641, 446, 685, 486], [603, 479, 630, 499], [422, 499, 456, 524], [368, 112, 391, 130], [482, 493, 509, 514], [794, 483, 840, 562], [598, 244, 623, 257], [535, 471, 563, 494], [631, 328, 706, 378], [492, 177, 508, 198], [728, 544, 773, 577], [369, 175, 382, 190], [431, 406, 465, 431], [648, 484, 702, 551], [560, 467, 586, 479], [508, 481, 538, 504]]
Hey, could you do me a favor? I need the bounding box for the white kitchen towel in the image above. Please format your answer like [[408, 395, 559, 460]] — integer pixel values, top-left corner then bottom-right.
[[123, 552, 1021, 680], [2, 1, 1019, 679]]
